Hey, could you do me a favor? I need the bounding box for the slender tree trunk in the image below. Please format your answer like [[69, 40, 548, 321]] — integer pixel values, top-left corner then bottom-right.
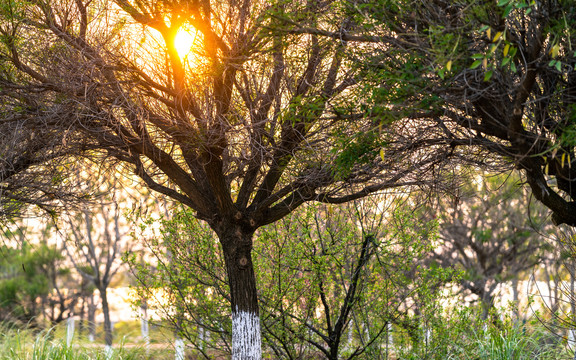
[[141, 301, 149, 345], [88, 293, 96, 342], [512, 277, 519, 322], [571, 262, 576, 358], [100, 287, 113, 347], [66, 314, 75, 347], [218, 225, 261, 360], [79, 296, 86, 336]]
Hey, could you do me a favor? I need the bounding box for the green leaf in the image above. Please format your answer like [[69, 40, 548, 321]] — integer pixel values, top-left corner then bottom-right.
[[502, 57, 511, 66], [470, 60, 483, 69], [511, 62, 517, 72], [484, 70, 493, 82], [438, 68, 445, 79]]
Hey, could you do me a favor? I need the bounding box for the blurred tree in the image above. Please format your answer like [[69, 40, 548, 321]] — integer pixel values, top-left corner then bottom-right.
[[0, 220, 78, 327], [432, 173, 551, 320], [61, 197, 129, 349], [0, 240, 61, 326]]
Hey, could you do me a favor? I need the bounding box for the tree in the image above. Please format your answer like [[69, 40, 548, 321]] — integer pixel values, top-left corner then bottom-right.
[[129, 206, 233, 358], [255, 201, 450, 359], [131, 198, 454, 359], [0, 0, 452, 356], [432, 173, 550, 319], [60, 198, 129, 349], [0, 218, 81, 327], [331, 0, 576, 227], [0, 234, 67, 326]]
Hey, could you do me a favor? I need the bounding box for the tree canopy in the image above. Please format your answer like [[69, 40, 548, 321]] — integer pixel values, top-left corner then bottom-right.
[[3, 0, 576, 357], [0, 0, 452, 356], [337, 0, 576, 225]]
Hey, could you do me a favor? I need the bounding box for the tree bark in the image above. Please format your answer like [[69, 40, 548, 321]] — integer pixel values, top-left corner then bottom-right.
[[218, 224, 261, 360], [88, 293, 96, 342], [100, 287, 113, 347]]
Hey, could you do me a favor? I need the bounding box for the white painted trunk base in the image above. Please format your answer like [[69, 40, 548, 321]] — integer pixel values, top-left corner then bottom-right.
[[66, 317, 75, 347], [141, 317, 149, 343], [423, 327, 431, 347], [569, 329, 576, 351], [232, 310, 262, 360], [104, 345, 113, 360], [175, 338, 185, 360]]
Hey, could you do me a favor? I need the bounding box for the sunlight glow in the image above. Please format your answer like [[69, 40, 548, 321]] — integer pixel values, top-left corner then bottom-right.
[[174, 27, 196, 59]]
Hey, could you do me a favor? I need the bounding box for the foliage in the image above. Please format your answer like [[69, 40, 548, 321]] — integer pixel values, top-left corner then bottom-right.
[[129, 199, 461, 358], [0, 241, 63, 326], [342, 0, 576, 227], [127, 208, 232, 357]]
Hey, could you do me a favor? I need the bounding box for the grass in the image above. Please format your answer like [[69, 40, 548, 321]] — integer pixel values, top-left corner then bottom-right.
[[444, 322, 572, 360], [0, 327, 175, 360], [0, 318, 573, 359]]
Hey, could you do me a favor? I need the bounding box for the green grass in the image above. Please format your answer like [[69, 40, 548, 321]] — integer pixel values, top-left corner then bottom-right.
[[0, 318, 572, 359], [0, 327, 175, 360], [444, 323, 571, 360]]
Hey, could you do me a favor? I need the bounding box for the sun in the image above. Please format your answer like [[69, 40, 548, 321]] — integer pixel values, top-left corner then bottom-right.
[[174, 27, 196, 59]]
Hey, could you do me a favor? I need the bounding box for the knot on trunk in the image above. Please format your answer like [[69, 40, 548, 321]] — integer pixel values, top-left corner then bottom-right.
[[239, 256, 248, 268]]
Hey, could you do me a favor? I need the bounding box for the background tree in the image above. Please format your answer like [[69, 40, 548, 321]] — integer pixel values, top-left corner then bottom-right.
[[0, 0, 457, 356], [60, 197, 129, 350], [0, 227, 68, 327], [432, 173, 551, 319], [0, 218, 81, 328]]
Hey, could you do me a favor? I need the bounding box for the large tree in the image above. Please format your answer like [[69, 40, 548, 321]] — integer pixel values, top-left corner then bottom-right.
[[326, 0, 576, 226], [0, 0, 451, 357]]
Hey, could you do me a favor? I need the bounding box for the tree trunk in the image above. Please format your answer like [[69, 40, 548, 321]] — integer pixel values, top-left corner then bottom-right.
[[512, 277, 519, 322], [100, 287, 113, 347], [218, 225, 261, 360], [78, 296, 85, 336], [141, 301, 149, 345], [87, 293, 96, 342], [66, 315, 75, 347], [571, 262, 576, 358]]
